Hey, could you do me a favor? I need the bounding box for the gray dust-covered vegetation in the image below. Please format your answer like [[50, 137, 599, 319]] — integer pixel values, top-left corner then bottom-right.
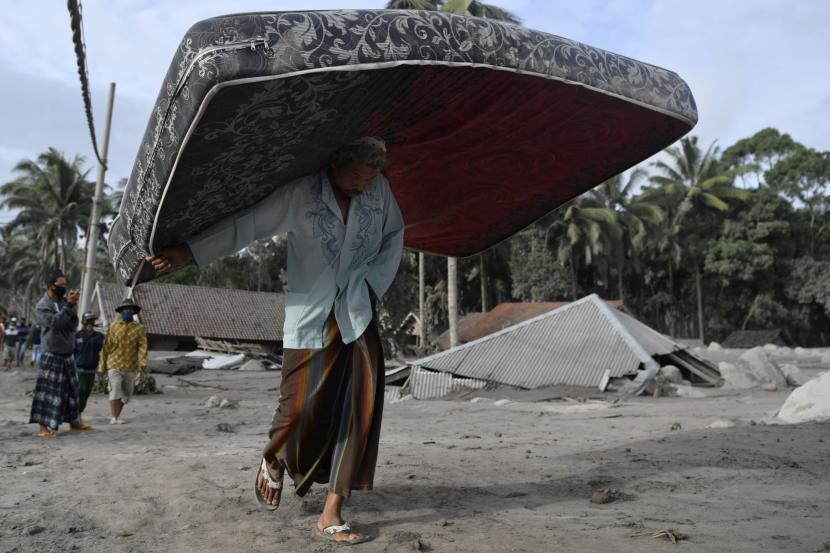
[[2, 128, 829, 353]]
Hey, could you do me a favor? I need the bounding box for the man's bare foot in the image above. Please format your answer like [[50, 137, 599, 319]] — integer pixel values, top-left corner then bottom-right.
[[316, 517, 367, 544], [256, 458, 283, 508]]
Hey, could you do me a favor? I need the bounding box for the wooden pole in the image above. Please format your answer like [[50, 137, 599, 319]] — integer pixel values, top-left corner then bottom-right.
[[79, 82, 115, 320]]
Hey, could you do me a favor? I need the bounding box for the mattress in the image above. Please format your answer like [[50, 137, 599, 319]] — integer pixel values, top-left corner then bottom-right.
[[108, 9, 697, 284]]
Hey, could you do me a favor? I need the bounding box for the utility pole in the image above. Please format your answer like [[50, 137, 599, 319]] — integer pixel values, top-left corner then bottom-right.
[[79, 82, 115, 320], [448, 257, 459, 348]]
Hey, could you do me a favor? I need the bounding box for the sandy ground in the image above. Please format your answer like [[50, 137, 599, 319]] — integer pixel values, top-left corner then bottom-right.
[[1, 364, 829, 553]]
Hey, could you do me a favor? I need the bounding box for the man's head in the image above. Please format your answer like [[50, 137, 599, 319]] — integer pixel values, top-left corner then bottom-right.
[[329, 137, 386, 198], [46, 269, 67, 299], [115, 299, 141, 322], [82, 312, 96, 331]]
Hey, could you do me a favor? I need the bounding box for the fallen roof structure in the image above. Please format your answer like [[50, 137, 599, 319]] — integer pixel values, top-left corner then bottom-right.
[[434, 300, 624, 349], [408, 294, 720, 400]]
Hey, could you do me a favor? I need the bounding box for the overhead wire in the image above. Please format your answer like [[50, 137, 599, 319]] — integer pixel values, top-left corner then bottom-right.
[[67, 0, 106, 168]]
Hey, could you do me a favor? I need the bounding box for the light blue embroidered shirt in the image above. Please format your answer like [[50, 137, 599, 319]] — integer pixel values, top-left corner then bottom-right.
[[187, 170, 404, 349]]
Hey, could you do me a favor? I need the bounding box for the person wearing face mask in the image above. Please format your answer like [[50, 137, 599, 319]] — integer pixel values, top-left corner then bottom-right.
[[29, 269, 89, 437], [97, 298, 147, 425]]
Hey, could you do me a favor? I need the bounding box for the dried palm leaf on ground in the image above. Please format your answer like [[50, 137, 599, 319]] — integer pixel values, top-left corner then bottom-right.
[[629, 528, 688, 544]]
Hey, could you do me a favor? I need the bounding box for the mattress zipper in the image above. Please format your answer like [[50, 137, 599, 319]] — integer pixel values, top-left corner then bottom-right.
[[172, 37, 271, 100], [125, 36, 271, 267]]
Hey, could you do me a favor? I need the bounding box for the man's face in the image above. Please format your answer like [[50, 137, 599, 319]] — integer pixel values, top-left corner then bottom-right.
[[83, 321, 94, 331], [50, 276, 67, 293], [330, 161, 380, 198]]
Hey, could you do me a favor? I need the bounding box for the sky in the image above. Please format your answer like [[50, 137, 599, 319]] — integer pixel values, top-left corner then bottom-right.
[[1, 0, 829, 225]]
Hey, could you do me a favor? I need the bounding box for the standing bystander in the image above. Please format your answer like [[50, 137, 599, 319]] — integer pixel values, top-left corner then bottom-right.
[[3, 317, 17, 370], [74, 312, 104, 427], [30, 324, 42, 366], [29, 270, 91, 436], [97, 299, 147, 424], [15, 318, 30, 367]]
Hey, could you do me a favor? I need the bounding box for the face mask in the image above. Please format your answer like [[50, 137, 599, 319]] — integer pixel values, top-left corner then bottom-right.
[[53, 285, 66, 298], [121, 311, 134, 322]]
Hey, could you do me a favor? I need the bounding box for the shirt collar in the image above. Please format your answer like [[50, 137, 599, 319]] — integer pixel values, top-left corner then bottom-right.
[[320, 170, 345, 224]]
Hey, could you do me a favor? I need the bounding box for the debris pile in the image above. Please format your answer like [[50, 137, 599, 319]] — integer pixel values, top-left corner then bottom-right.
[[194, 337, 281, 371], [777, 371, 830, 423], [720, 346, 820, 390], [146, 339, 281, 375]]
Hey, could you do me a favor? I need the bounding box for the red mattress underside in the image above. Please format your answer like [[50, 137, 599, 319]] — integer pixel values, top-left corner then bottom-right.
[[368, 66, 689, 256]]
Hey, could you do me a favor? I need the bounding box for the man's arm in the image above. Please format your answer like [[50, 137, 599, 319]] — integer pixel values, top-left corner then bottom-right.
[[187, 180, 300, 268], [36, 300, 74, 331], [147, 179, 301, 274], [365, 183, 404, 298]]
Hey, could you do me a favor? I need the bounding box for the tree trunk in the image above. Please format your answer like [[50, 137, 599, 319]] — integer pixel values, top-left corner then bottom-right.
[[616, 261, 625, 302], [695, 266, 705, 343], [419, 252, 426, 354], [58, 229, 67, 273], [809, 211, 816, 257], [448, 257, 459, 348], [667, 258, 676, 337], [570, 256, 578, 300], [479, 253, 488, 312]]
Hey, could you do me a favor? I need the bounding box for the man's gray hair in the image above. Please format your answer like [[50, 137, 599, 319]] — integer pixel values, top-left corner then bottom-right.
[[331, 136, 387, 169]]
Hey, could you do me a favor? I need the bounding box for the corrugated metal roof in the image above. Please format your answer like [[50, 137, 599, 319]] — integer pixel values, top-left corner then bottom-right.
[[603, 303, 680, 356], [408, 367, 487, 400], [384, 387, 402, 403], [413, 295, 664, 389], [94, 281, 284, 342], [434, 300, 624, 349]]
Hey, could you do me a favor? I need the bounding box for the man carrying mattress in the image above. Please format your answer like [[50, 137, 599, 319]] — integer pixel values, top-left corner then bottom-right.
[[146, 137, 403, 545]]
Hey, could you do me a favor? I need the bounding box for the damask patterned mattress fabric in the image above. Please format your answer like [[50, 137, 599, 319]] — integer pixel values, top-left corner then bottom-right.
[[108, 9, 697, 284]]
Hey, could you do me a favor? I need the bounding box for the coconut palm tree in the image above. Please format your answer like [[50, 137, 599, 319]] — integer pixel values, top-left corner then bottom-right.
[[642, 136, 749, 340], [1, 148, 96, 272], [545, 199, 621, 300], [385, 0, 439, 9], [385, 0, 521, 22], [589, 169, 664, 301]]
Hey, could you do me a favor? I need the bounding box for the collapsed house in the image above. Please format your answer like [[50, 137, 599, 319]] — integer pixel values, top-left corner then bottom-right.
[[433, 300, 625, 350], [406, 294, 721, 400], [91, 281, 285, 351]]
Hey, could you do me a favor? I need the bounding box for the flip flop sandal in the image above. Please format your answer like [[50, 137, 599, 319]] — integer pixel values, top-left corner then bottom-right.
[[37, 430, 56, 438], [316, 523, 372, 546], [68, 423, 93, 432], [254, 457, 284, 510]]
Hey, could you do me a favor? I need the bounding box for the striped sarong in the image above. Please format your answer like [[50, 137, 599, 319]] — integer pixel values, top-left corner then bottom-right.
[[29, 352, 80, 431], [268, 315, 385, 498]]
